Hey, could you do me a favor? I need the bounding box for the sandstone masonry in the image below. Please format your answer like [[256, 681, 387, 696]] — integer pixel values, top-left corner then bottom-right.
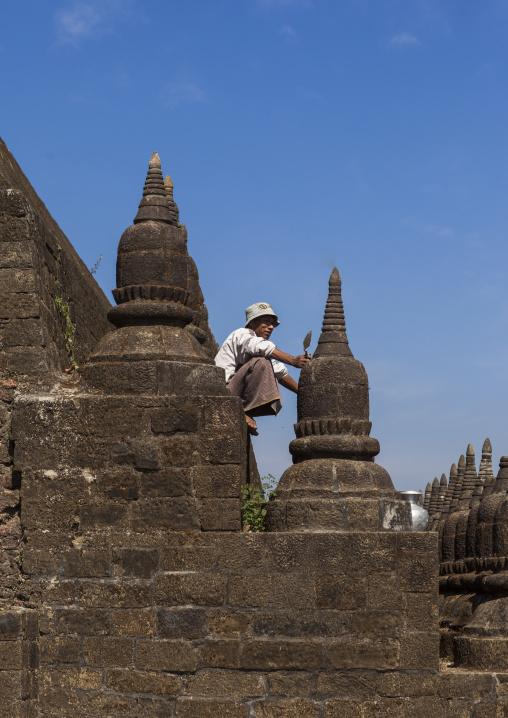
[[1, 141, 508, 717]]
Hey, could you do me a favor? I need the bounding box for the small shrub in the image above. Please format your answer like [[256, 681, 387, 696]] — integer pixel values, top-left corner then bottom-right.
[[241, 474, 279, 532]]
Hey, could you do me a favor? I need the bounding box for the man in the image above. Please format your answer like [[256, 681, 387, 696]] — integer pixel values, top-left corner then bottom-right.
[[215, 302, 309, 435]]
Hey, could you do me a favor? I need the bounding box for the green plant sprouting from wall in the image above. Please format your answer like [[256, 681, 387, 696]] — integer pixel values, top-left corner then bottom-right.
[[54, 295, 78, 368], [240, 474, 278, 532], [90, 254, 102, 275]]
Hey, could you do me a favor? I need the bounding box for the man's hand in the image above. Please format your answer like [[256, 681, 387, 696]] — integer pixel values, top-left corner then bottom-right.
[[292, 354, 308, 369], [271, 348, 310, 369]]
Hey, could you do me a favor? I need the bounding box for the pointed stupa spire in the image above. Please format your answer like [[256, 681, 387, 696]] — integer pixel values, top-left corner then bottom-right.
[[479, 438, 494, 481], [450, 455, 466, 511], [134, 151, 176, 225], [424, 482, 432, 511], [458, 444, 477, 508], [164, 174, 180, 225], [442, 463, 458, 516], [314, 267, 352, 358], [436, 473, 447, 514], [149, 151, 161, 169], [429, 477, 440, 516]]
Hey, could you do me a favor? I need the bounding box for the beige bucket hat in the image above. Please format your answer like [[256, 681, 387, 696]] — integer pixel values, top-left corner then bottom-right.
[[245, 302, 280, 328]]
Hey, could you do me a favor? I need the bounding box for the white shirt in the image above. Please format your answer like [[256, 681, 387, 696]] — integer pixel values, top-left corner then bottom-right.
[[215, 328, 289, 382]]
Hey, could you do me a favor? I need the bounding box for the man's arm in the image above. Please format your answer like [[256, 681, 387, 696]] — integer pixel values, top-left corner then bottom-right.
[[279, 374, 299, 394], [270, 348, 308, 369]]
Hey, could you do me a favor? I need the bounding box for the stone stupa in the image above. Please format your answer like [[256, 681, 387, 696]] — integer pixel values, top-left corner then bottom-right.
[[268, 267, 411, 532]]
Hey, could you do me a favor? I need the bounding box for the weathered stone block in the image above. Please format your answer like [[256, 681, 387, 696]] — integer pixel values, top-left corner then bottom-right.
[[207, 610, 251, 637], [316, 671, 381, 697], [62, 549, 111, 578], [141, 469, 193, 498], [0, 640, 22, 669], [327, 641, 399, 670], [52, 608, 111, 636], [253, 699, 321, 717], [405, 592, 439, 630], [217, 534, 268, 570], [105, 668, 181, 695], [398, 553, 438, 594], [347, 499, 380, 531], [39, 636, 79, 665], [242, 640, 325, 670], [367, 573, 404, 610], [316, 574, 367, 610], [80, 502, 130, 530], [157, 361, 227, 398], [163, 545, 217, 571], [268, 672, 313, 697], [185, 669, 266, 697], [273, 574, 316, 610], [399, 632, 439, 670], [0, 610, 23, 640], [352, 611, 402, 638], [175, 698, 248, 718], [151, 406, 200, 434], [438, 672, 494, 698], [111, 609, 155, 637], [324, 700, 381, 717], [156, 608, 207, 639], [200, 499, 241, 531], [202, 432, 242, 465], [193, 465, 242, 498], [454, 638, 508, 671], [198, 639, 241, 668], [380, 696, 446, 717], [77, 581, 150, 608], [82, 637, 133, 667], [111, 548, 159, 579], [136, 640, 196, 672], [229, 573, 272, 608], [252, 610, 351, 638], [153, 573, 227, 606], [379, 672, 437, 697], [0, 671, 23, 705], [131, 497, 200, 531]]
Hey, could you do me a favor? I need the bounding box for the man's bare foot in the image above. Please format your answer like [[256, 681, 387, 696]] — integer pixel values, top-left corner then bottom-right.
[[245, 414, 258, 436]]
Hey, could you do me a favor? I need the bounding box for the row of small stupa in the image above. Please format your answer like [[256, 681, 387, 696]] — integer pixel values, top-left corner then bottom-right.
[[423, 439, 508, 578]]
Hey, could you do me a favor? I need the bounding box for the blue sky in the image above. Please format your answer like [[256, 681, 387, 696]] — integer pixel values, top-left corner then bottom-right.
[[2, 0, 508, 491]]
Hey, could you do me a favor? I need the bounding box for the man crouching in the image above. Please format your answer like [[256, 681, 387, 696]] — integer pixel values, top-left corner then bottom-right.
[[214, 302, 309, 435]]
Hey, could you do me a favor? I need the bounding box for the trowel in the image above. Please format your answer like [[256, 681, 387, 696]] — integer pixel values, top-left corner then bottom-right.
[[303, 330, 312, 358]]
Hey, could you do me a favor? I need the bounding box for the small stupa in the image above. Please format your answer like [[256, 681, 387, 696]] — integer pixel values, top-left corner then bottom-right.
[[268, 267, 410, 532]]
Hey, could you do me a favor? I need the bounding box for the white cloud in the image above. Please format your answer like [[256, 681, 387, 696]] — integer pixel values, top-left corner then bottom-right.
[[160, 81, 206, 109], [388, 32, 421, 49], [54, 0, 138, 45], [55, 2, 102, 42]]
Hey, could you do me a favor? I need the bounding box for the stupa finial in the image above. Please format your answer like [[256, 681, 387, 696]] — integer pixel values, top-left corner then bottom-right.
[[164, 174, 180, 225], [134, 152, 176, 225], [479, 438, 494, 480], [149, 151, 161, 169], [314, 266, 352, 358]]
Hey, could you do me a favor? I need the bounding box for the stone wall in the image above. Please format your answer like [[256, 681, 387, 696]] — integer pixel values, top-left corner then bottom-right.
[[0, 378, 22, 603], [6, 145, 508, 716], [0, 608, 39, 718], [0, 135, 111, 374], [0, 136, 112, 609]]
